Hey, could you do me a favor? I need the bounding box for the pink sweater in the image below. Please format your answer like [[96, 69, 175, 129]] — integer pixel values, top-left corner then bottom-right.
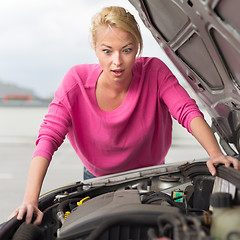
[[33, 57, 203, 176]]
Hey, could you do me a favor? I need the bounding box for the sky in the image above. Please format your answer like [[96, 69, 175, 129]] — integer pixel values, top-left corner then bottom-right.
[[0, 0, 183, 98]]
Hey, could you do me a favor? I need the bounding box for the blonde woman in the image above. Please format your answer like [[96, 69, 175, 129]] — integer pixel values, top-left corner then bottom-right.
[[10, 6, 239, 225]]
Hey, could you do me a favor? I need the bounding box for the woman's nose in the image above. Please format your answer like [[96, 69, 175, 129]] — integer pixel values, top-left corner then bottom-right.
[[113, 52, 122, 66]]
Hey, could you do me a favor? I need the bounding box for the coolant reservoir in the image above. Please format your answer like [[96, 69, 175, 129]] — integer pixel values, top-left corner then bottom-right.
[[210, 192, 240, 240]]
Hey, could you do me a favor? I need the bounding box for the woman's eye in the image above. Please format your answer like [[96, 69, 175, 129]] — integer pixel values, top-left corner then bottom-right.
[[123, 48, 132, 53], [103, 49, 111, 54]]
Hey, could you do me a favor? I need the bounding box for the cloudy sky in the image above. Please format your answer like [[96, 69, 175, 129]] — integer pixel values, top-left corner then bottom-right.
[[0, 0, 182, 98]]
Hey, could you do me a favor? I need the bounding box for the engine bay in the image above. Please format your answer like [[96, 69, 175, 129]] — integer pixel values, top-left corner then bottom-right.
[[2, 161, 239, 240]]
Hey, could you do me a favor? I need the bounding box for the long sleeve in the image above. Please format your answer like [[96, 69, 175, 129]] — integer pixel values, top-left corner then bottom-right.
[[32, 67, 77, 161], [158, 61, 203, 133], [33, 100, 71, 161]]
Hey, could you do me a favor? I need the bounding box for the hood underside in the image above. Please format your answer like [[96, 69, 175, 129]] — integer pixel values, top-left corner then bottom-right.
[[129, 0, 240, 155]]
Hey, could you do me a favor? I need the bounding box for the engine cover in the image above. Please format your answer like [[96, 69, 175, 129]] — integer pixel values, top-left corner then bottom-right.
[[57, 189, 179, 239]]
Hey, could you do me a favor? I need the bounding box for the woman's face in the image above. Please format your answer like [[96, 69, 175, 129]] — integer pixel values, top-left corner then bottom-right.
[[94, 26, 138, 84]]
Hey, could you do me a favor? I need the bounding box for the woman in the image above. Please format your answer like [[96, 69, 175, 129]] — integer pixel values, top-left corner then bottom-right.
[[10, 6, 239, 225]]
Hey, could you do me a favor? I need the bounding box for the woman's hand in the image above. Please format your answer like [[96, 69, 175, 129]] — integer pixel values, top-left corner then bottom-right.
[[190, 117, 240, 176], [207, 154, 240, 176], [9, 202, 43, 225]]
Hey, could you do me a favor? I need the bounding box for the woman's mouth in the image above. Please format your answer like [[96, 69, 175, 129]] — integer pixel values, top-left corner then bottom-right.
[[112, 69, 124, 77]]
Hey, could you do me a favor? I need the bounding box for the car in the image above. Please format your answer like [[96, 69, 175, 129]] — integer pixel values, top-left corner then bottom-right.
[[1, 0, 240, 239]]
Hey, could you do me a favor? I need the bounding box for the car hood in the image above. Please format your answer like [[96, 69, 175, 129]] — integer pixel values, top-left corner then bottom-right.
[[129, 0, 240, 155]]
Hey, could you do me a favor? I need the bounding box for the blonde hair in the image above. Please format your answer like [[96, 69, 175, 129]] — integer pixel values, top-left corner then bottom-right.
[[91, 6, 143, 56]]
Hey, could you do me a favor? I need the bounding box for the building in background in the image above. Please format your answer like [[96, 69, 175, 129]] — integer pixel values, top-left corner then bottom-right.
[[0, 81, 51, 106]]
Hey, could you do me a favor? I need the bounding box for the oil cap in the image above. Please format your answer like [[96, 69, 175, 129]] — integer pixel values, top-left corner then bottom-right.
[[210, 192, 232, 208]]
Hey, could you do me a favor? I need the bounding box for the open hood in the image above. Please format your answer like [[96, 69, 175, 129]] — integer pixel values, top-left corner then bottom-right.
[[129, 0, 240, 155]]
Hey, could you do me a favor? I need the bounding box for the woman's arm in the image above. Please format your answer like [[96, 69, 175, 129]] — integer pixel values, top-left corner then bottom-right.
[[190, 116, 240, 175], [9, 156, 49, 225]]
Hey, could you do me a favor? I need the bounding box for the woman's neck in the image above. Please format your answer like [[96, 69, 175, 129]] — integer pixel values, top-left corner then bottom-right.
[[95, 71, 133, 111]]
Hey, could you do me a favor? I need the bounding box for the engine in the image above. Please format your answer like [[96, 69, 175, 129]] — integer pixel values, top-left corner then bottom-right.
[[3, 162, 240, 240]]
